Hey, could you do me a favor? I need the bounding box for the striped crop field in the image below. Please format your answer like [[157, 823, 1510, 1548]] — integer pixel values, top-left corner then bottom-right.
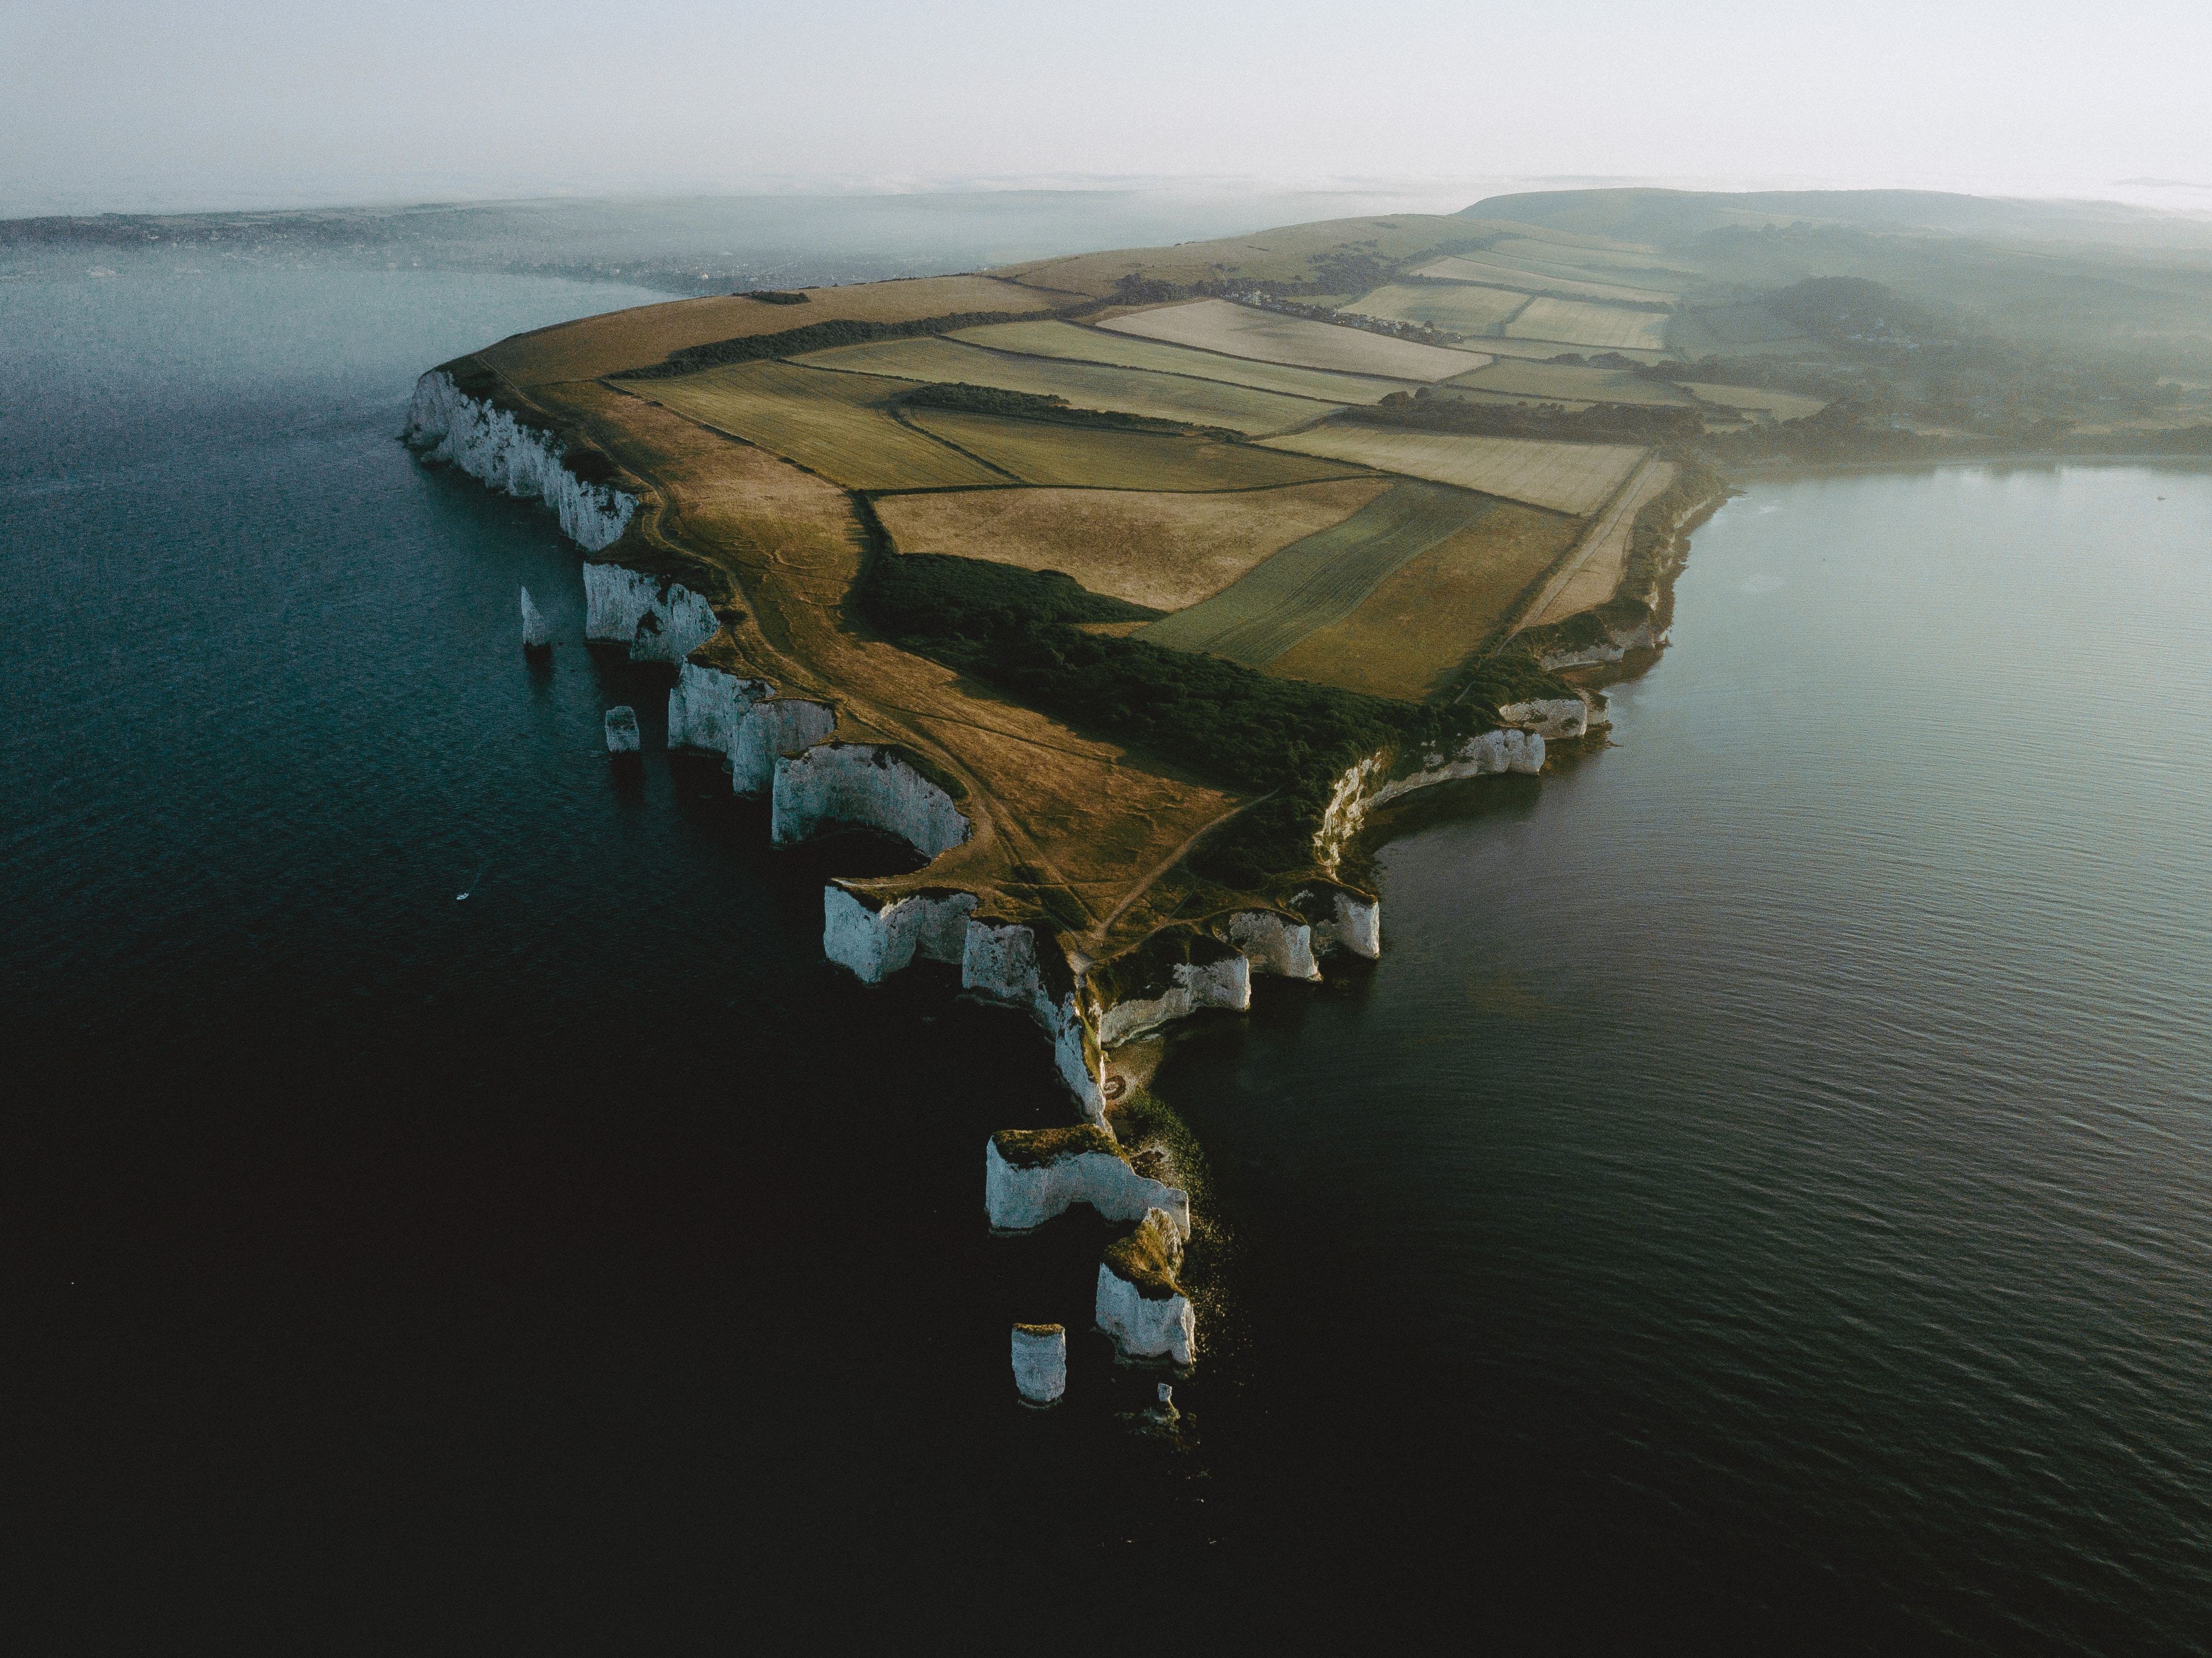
[[1448, 359, 1701, 407], [1136, 482, 1497, 667], [1505, 298, 1673, 352], [1269, 503, 1584, 700], [874, 478, 1392, 612], [634, 362, 1007, 490], [1341, 284, 1531, 336], [1101, 299, 1492, 382], [792, 335, 1334, 435], [1410, 254, 1678, 305], [947, 320, 1410, 405], [902, 409, 1374, 492], [1256, 426, 1645, 515]]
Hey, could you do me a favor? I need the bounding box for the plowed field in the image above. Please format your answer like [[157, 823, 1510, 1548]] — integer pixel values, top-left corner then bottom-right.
[[874, 479, 1392, 612], [1343, 284, 1531, 336], [1256, 426, 1645, 515], [948, 320, 1407, 405], [1137, 482, 1497, 667], [1102, 299, 1491, 382], [793, 336, 1334, 434]]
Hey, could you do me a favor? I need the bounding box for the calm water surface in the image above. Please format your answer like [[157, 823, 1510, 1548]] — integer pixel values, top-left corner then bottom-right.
[[4, 254, 2208, 1651]]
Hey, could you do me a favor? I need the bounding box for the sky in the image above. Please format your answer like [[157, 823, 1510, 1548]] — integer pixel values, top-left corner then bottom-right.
[[6, 0, 2211, 216]]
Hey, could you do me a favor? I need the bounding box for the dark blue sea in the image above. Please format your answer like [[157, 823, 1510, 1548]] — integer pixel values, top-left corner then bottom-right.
[[4, 236, 2208, 1651]]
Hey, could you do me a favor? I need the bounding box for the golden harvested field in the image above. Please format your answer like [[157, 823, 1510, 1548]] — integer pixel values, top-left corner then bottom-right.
[[1682, 383, 1828, 421], [874, 479, 1392, 612], [1341, 284, 1532, 335], [993, 214, 1480, 300], [1449, 360, 1700, 407], [631, 362, 1008, 490], [1257, 426, 1645, 515], [948, 320, 1409, 405], [1268, 503, 1584, 701], [1138, 482, 1498, 667], [793, 335, 1335, 435], [904, 408, 1373, 492], [1533, 460, 1678, 625], [1411, 253, 1677, 305], [478, 276, 1066, 386], [1102, 299, 1492, 382], [1506, 298, 1674, 352]]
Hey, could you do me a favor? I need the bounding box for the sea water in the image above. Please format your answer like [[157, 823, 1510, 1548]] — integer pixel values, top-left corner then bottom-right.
[[5, 247, 2208, 1651]]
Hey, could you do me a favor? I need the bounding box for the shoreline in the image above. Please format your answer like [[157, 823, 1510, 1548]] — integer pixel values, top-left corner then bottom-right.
[[406, 362, 1724, 1383], [1734, 449, 2212, 480]]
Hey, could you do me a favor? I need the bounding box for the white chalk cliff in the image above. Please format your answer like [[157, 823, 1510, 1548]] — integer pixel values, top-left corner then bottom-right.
[[823, 886, 977, 983], [404, 371, 634, 552], [1095, 1208, 1195, 1367], [1010, 1324, 1067, 1406], [962, 918, 1108, 1118], [772, 742, 970, 859], [580, 563, 719, 664], [1539, 618, 1664, 669], [520, 586, 550, 648], [985, 1127, 1191, 1239], [1497, 695, 1591, 739]]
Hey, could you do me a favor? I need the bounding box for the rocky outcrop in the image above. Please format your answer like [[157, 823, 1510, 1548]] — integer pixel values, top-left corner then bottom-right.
[[1086, 925, 1251, 1046], [603, 705, 639, 754], [1222, 909, 1322, 981], [520, 586, 550, 649], [734, 697, 838, 796], [1497, 695, 1591, 739], [404, 370, 634, 551], [667, 661, 775, 758], [962, 919, 1107, 1119], [1011, 1324, 1067, 1407], [1538, 619, 1664, 669], [1095, 1209, 1195, 1367], [581, 563, 719, 664], [1313, 730, 1544, 869], [985, 1126, 1191, 1238], [824, 886, 977, 983], [1292, 879, 1382, 960]]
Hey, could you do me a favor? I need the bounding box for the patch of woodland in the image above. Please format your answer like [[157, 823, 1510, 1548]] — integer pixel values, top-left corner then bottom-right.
[[613, 305, 1101, 379], [888, 382, 1237, 439], [854, 548, 1529, 886], [1353, 391, 1707, 446]]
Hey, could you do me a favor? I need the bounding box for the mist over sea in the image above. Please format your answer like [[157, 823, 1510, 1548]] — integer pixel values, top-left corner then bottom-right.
[[4, 217, 2208, 1650]]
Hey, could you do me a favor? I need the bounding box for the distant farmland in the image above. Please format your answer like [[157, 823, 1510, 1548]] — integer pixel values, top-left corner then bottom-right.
[[1530, 459, 1678, 625], [1343, 284, 1531, 336], [1257, 425, 1645, 515], [874, 478, 1391, 612], [901, 408, 1372, 492], [1138, 482, 1499, 667], [1448, 359, 1701, 407], [1410, 254, 1677, 305], [1270, 503, 1584, 700], [1506, 298, 1673, 352], [793, 335, 1337, 436], [1102, 299, 1492, 382], [949, 320, 1409, 405], [1683, 382, 1827, 421], [632, 362, 1008, 490]]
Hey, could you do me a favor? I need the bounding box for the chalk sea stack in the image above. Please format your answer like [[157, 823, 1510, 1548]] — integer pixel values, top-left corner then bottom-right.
[[520, 585, 550, 649], [603, 705, 639, 754], [1010, 1324, 1067, 1406]]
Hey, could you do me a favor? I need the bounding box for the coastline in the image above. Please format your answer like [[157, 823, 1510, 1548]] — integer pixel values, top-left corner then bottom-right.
[[1734, 449, 2212, 480], [404, 360, 1723, 1379]]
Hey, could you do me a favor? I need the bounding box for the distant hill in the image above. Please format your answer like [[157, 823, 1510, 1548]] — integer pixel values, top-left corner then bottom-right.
[[1463, 188, 2212, 252]]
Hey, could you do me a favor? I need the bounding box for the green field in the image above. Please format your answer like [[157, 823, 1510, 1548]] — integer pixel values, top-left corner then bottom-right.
[[1506, 298, 1674, 352], [793, 334, 1336, 434], [903, 408, 1373, 491], [1665, 306, 1815, 357], [1410, 253, 1678, 305], [1257, 424, 1646, 514], [1101, 299, 1492, 382], [1137, 482, 1499, 667], [1448, 359, 1701, 407], [948, 320, 1410, 405], [636, 362, 1007, 490], [1341, 284, 1532, 336], [1682, 382, 1828, 421], [1489, 236, 1697, 279]]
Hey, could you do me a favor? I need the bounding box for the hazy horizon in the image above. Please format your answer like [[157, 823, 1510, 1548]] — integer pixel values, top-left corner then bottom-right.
[[6, 0, 2210, 220]]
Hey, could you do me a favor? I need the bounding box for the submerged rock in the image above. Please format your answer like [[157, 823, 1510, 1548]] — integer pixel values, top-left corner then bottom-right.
[[603, 705, 639, 754], [1011, 1323, 1067, 1406], [520, 586, 550, 649]]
